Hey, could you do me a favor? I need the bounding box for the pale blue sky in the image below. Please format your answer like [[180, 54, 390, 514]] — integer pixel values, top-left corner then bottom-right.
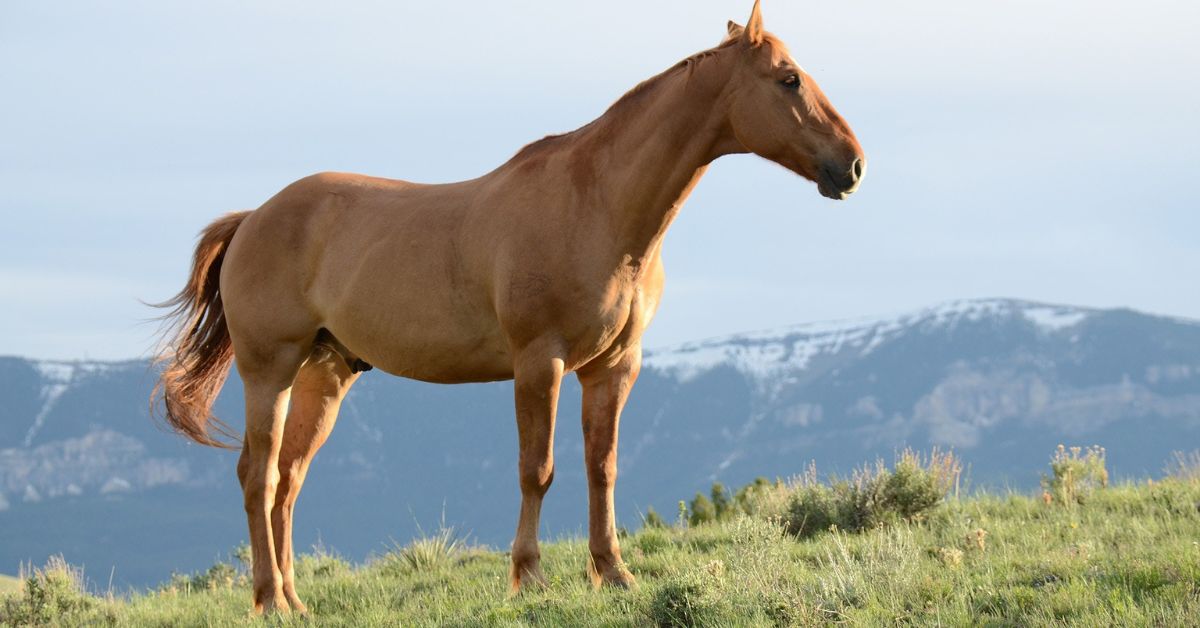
[[2, 0, 1197, 360]]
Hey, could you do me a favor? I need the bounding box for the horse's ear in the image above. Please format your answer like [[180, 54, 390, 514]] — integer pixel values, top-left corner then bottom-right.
[[726, 20, 745, 39], [744, 0, 765, 45]]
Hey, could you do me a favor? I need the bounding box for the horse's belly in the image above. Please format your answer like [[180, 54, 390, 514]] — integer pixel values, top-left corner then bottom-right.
[[373, 347, 515, 384], [323, 301, 514, 384], [311, 211, 515, 382]]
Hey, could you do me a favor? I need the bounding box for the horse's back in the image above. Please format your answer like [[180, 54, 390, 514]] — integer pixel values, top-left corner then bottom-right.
[[221, 171, 512, 381]]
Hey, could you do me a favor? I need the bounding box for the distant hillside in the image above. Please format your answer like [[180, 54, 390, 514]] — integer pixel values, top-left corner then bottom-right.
[[2, 298, 1198, 587]]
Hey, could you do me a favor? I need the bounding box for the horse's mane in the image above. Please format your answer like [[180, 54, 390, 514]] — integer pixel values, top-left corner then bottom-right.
[[506, 35, 786, 166]]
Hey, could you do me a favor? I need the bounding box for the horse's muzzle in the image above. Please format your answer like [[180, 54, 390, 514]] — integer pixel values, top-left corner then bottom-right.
[[818, 157, 865, 200]]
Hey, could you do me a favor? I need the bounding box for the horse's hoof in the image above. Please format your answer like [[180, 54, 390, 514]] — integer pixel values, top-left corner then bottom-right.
[[588, 556, 638, 590], [284, 591, 309, 616], [509, 562, 549, 596], [606, 571, 637, 590], [600, 569, 637, 591], [251, 590, 292, 616]]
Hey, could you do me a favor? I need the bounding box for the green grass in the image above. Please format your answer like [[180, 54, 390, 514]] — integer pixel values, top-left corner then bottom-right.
[[4, 480, 1199, 626]]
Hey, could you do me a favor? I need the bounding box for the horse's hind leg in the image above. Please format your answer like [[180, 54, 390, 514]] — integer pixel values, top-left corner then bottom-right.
[[271, 347, 358, 613], [235, 340, 309, 615]]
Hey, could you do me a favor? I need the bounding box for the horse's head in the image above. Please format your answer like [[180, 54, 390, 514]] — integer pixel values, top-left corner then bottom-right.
[[722, 1, 865, 200]]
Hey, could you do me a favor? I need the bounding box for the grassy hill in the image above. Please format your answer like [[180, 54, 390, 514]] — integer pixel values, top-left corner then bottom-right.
[[0, 575, 19, 596], [4, 452, 1200, 626]]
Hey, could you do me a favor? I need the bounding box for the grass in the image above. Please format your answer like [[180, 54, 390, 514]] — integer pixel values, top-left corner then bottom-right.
[[4, 455, 1200, 626], [0, 575, 19, 596]]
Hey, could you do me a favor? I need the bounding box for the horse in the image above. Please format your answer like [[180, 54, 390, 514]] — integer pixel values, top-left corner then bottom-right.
[[153, 0, 863, 614]]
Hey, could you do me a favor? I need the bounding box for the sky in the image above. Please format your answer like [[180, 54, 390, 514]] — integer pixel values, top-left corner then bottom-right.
[[1, 0, 1198, 360]]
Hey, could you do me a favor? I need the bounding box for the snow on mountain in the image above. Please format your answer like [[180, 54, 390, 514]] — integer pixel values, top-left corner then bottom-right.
[[643, 298, 1097, 384], [24, 360, 126, 447], [1, 358, 202, 513]]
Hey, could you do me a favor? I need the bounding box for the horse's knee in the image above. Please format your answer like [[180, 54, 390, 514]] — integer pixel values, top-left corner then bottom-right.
[[520, 461, 554, 497], [587, 457, 617, 489], [243, 466, 280, 514]]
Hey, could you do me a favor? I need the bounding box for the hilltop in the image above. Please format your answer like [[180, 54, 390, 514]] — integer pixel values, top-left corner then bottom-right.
[[3, 458, 1199, 626]]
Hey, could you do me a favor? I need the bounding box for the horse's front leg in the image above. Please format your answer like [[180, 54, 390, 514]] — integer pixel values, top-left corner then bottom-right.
[[577, 345, 640, 589], [509, 344, 565, 594]]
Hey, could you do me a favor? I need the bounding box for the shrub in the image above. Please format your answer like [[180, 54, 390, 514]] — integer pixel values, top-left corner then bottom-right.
[[647, 574, 736, 628], [784, 449, 961, 539], [0, 556, 98, 626], [197, 562, 238, 591], [232, 542, 252, 570], [648, 579, 707, 627], [634, 527, 673, 555], [883, 448, 960, 519], [377, 526, 464, 575], [158, 545, 252, 595], [785, 478, 840, 539], [688, 493, 716, 527], [294, 543, 351, 580], [686, 479, 792, 527], [1042, 445, 1108, 505], [642, 506, 667, 529], [733, 477, 791, 520], [161, 561, 241, 595], [710, 482, 733, 519]]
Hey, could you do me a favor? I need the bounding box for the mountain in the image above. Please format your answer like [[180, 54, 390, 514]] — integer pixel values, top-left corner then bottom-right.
[[2, 298, 1198, 588]]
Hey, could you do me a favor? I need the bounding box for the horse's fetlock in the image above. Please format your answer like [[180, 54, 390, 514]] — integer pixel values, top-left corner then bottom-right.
[[511, 546, 541, 571]]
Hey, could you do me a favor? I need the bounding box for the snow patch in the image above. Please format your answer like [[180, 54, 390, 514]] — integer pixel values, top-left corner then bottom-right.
[[23, 380, 70, 447], [32, 359, 119, 384], [645, 313, 910, 388], [1146, 364, 1197, 384], [645, 299, 1098, 385], [23, 360, 129, 447], [1023, 307, 1089, 332], [101, 478, 132, 494]]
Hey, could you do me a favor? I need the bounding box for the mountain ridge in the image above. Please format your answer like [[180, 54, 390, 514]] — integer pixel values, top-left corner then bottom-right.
[[2, 297, 1198, 587]]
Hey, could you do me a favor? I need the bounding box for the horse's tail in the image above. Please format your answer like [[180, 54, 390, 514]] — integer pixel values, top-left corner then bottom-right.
[[150, 211, 252, 449]]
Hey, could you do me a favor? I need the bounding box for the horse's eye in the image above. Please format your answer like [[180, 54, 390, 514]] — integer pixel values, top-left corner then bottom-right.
[[781, 74, 801, 89]]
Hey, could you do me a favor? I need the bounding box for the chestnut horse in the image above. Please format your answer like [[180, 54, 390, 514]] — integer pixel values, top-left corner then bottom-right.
[[154, 1, 863, 614]]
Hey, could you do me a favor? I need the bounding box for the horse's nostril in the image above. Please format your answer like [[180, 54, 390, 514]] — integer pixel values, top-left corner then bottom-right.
[[851, 158, 864, 182]]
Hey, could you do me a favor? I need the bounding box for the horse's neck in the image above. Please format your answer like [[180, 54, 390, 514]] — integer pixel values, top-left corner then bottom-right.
[[575, 59, 738, 266]]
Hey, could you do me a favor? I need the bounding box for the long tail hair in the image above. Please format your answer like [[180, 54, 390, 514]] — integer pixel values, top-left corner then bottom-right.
[[151, 211, 251, 448]]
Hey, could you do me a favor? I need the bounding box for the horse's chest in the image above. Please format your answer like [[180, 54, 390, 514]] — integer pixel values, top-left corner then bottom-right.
[[499, 260, 659, 367], [562, 282, 650, 368]]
